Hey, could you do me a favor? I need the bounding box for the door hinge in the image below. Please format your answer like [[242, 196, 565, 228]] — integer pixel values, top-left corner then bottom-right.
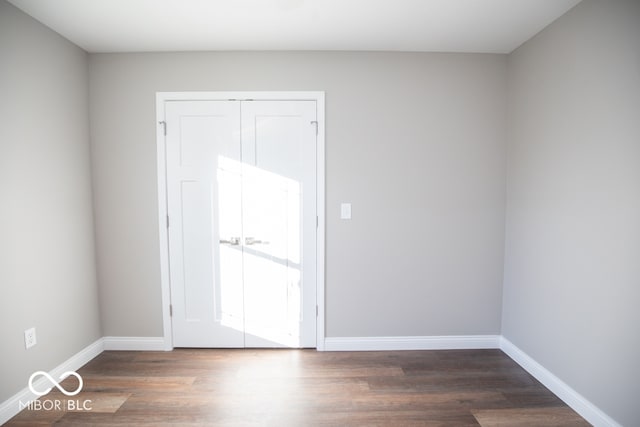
[[159, 120, 167, 136], [316, 216, 319, 229], [316, 305, 319, 317], [169, 304, 173, 317], [166, 215, 170, 228], [310, 120, 318, 135]]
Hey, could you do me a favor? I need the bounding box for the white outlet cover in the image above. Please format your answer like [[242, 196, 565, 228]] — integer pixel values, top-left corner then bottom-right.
[[24, 327, 37, 349]]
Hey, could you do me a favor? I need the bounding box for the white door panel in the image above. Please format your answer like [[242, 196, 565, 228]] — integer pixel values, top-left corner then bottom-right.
[[241, 101, 317, 348], [166, 100, 244, 347], [166, 99, 316, 348]]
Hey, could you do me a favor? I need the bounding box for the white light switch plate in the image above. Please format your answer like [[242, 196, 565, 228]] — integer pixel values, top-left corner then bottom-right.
[[340, 203, 352, 219]]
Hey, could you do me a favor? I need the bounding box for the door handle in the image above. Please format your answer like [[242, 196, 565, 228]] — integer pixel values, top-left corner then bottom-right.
[[220, 237, 241, 245], [245, 237, 268, 245]]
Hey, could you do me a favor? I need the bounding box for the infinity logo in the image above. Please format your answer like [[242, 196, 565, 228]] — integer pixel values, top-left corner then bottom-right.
[[28, 371, 83, 397]]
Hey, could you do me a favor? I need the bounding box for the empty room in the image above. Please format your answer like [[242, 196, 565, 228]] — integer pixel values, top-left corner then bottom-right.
[[1, 0, 638, 426]]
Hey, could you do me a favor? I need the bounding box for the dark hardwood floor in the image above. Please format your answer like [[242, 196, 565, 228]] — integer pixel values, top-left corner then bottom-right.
[[5, 349, 589, 426]]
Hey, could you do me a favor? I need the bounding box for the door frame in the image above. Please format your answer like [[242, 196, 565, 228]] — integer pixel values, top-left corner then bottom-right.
[[155, 91, 326, 351]]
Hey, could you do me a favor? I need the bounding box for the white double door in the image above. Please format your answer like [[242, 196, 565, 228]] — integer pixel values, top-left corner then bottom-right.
[[166, 100, 317, 348]]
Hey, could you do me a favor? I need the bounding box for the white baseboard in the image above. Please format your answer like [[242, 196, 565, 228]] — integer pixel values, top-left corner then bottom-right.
[[500, 337, 621, 427], [102, 336, 166, 351], [0, 338, 104, 425], [323, 335, 501, 351]]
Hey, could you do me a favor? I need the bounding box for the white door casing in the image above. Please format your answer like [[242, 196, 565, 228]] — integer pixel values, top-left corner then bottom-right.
[[157, 92, 325, 349]]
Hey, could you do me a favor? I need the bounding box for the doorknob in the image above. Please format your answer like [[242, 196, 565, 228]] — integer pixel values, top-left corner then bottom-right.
[[245, 237, 268, 245], [220, 237, 241, 245]]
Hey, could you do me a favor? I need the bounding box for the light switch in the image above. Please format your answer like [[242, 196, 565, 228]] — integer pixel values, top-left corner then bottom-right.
[[340, 203, 352, 220]]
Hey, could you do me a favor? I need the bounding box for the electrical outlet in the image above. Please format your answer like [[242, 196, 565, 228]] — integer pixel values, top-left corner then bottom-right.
[[24, 327, 37, 349]]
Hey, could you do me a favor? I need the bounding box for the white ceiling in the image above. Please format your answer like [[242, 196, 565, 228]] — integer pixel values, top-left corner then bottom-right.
[[8, 0, 582, 54]]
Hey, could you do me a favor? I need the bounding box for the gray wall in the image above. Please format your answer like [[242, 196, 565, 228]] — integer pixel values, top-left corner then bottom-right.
[[0, 1, 101, 402], [503, 0, 640, 426], [88, 51, 508, 338]]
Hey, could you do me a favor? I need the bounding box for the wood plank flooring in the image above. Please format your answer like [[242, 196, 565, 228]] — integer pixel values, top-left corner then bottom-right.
[[5, 349, 590, 426]]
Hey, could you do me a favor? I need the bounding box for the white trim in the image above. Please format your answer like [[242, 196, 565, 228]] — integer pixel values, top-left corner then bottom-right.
[[0, 338, 104, 425], [324, 335, 501, 351], [102, 336, 166, 351], [315, 93, 326, 351], [156, 91, 324, 102], [155, 91, 326, 350], [156, 94, 173, 351], [500, 337, 622, 427]]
